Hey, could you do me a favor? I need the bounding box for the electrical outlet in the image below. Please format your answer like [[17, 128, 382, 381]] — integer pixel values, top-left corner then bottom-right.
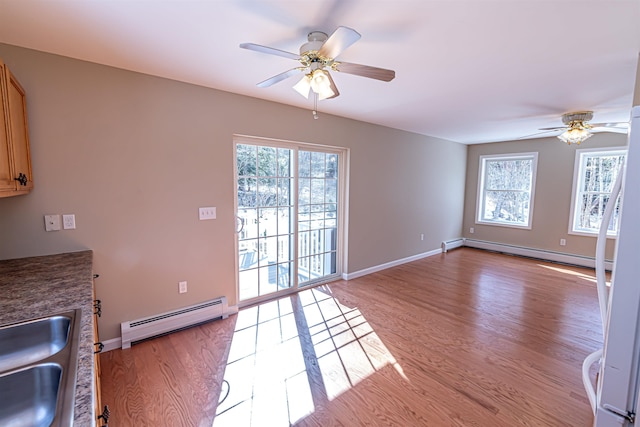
[[199, 207, 216, 220], [470, 227, 475, 234], [560, 238, 566, 246], [179, 281, 187, 294], [44, 215, 61, 231], [420, 233, 424, 241], [62, 214, 76, 230]]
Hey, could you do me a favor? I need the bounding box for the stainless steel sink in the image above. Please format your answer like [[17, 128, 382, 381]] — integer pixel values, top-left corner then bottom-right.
[[0, 310, 81, 427], [0, 314, 71, 372], [0, 363, 62, 427]]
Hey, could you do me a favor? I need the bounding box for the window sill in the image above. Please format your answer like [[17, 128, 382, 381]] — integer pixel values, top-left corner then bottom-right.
[[476, 220, 532, 230]]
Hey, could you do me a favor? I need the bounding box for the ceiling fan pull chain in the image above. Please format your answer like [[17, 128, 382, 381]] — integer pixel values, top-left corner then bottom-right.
[[313, 92, 319, 119]]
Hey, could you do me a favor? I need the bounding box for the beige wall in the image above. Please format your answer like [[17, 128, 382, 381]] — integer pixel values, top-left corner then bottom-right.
[[463, 133, 628, 260], [0, 43, 466, 341]]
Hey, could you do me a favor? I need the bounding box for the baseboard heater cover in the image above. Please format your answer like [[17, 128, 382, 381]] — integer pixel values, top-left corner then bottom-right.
[[464, 239, 614, 270], [442, 238, 465, 253], [120, 296, 228, 349]]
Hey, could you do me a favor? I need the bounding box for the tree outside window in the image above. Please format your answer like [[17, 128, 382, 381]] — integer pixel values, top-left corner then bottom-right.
[[570, 148, 626, 236], [477, 153, 538, 228]]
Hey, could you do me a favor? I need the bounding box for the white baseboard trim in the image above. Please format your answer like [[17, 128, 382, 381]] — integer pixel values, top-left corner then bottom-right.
[[464, 239, 613, 270], [100, 305, 239, 352], [441, 238, 465, 253], [101, 337, 122, 352], [343, 248, 442, 280]]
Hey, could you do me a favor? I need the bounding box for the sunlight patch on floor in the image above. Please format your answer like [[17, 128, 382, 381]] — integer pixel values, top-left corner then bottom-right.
[[213, 286, 401, 426], [537, 264, 610, 286]]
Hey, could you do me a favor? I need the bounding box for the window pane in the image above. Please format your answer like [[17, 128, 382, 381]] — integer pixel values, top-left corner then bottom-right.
[[325, 179, 337, 203], [238, 239, 258, 270], [326, 154, 338, 178], [299, 178, 311, 206], [258, 208, 277, 237], [311, 152, 325, 178], [482, 190, 530, 225], [278, 178, 291, 206], [310, 179, 325, 204], [257, 146, 277, 176], [237, 144, 256, 177], [324, 228, 337, 251], [277, 262, 293, 289], [277, 148, 291, 177], [257, 178, 277, 207], [582, 155, 625, 193], [576, 194, 620, 233], [485, 159, 532, 191], [238, 178, 256, 208], [238, 209, 258, 240], [324, 252, 337, 275], [277, 207, 292, 235], [277, 234, 294, 263], [299, 151, 311, 177]]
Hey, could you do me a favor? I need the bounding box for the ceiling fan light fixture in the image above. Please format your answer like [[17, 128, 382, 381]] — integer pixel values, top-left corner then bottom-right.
[[558, 125, 593, 145], [293, 75, 311, 99], [310, 70, 335, 100]]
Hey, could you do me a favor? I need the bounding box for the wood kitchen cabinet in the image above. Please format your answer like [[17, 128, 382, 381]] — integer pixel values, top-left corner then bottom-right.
[[0, 58, 33, 197]]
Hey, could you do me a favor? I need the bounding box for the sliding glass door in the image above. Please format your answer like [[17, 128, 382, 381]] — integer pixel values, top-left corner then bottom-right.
[[235, 138, 344, 303]]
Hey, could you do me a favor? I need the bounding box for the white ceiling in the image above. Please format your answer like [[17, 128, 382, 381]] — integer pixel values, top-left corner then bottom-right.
[[0, 0, 639, 144]]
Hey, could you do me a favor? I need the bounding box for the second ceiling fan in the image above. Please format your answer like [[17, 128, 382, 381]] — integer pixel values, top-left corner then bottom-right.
[[240, 26, 395, 101]]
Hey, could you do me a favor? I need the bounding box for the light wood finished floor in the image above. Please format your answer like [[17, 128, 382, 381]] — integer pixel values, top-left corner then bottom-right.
[[100, 248, 602, 426]]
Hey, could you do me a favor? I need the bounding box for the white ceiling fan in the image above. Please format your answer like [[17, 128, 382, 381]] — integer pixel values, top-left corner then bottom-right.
[[534, 111, 628, 144], [240, 26, 395, 102]]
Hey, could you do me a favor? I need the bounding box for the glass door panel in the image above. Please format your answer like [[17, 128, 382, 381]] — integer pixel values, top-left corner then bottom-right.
[[297, 150, 338, 286], [237, 144, 294, 301]]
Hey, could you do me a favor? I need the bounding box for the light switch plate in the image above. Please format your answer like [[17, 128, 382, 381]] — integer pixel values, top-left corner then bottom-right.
[[44, 215, 61, 231], [62, 214, 76, 230], [199, 207, 216, 220]]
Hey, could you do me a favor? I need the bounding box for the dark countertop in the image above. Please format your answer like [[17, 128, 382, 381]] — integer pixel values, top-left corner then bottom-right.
[[0, 250, 95, 426]]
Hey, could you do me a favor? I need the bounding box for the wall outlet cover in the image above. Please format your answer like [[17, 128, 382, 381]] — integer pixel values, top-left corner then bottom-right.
[[44, 214, 61, 231], [199, 207, 216, 220], [62, 214, 76, 230], [179, 281, 188, 294]]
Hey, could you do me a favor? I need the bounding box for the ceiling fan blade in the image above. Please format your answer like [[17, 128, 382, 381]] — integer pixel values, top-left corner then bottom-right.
[[590, 122, 629, 129], [538, 126, 567, 131], [519, 129, 560, 139], [240, 43, 300, 60], [334, 61, 395, 82], [591, 126, 629, 134], [325, 71, 340, 99], [318, 26, 361, 59], [257, 68, 304, 88]]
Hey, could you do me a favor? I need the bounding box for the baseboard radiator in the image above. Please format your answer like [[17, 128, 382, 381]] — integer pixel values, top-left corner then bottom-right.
[[120, 296, 228, 349], [441, 238, 465, 253]]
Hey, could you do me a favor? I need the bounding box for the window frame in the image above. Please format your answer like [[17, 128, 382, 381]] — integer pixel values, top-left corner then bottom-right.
[[568, 146, 627, 238], [476, 152, 538, 229]]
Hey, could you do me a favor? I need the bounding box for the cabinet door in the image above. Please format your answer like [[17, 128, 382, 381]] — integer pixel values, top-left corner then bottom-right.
[[5, 67, 33, 191], [0, 60, 14, 191]]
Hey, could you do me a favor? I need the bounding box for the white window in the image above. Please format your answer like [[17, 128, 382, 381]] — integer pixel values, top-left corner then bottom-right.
[[476, 152, 538, 229], [570, 147, 626, 237]]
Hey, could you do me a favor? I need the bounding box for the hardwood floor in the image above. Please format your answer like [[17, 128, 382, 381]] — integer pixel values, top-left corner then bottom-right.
[[100, 248, 602, 426]]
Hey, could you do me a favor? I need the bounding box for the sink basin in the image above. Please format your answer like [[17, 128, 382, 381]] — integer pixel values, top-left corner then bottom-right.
[[0, 310, 81, 427], [0, 314, 71, 372], [0, 363, 62, 427]]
